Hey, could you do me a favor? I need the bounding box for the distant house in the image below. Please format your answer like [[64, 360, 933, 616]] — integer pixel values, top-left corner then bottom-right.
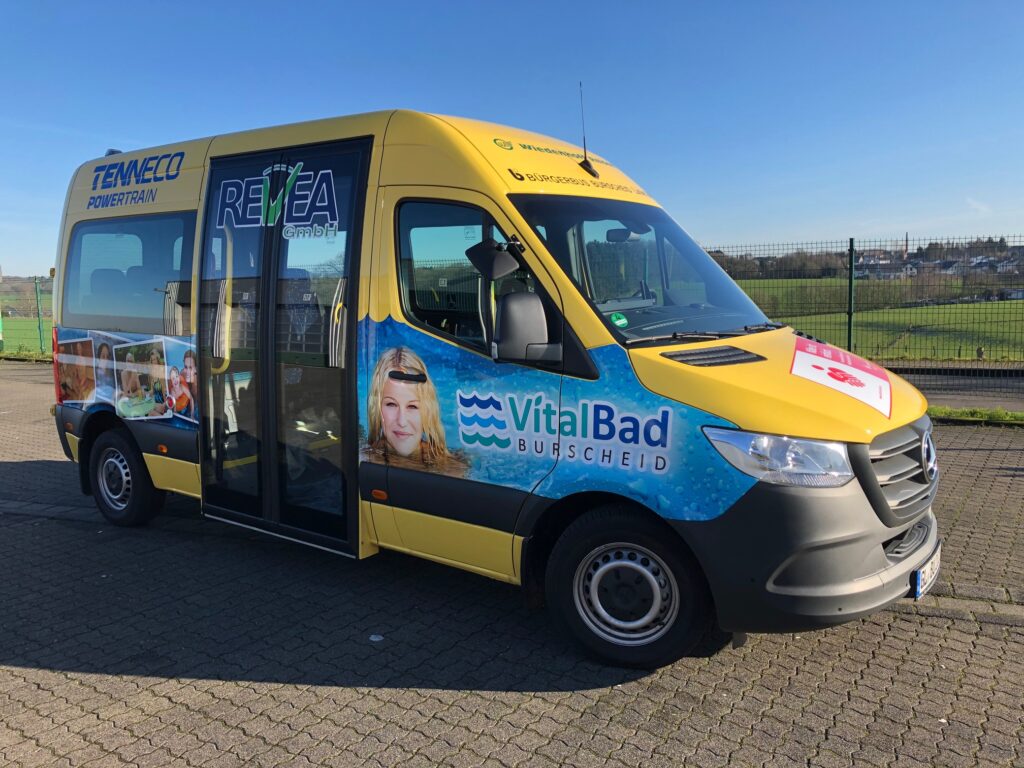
[[938, 260, 966, 276], [858, 262, 917, 280], [857, 249, 892, 266], [996, 258, 1021, 274]]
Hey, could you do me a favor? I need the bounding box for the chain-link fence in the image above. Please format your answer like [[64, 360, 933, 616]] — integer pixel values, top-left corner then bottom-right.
[[704, 236, 1024, 399], [5, 235, 1023, 400], [0, 276, 53, 356]]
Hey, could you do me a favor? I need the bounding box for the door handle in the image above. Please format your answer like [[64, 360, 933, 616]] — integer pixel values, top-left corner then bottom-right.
[[329, 276, 347, 369], [210, 225, 234, 374]]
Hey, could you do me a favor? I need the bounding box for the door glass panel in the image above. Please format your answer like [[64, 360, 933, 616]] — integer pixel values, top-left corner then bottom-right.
[[274, 145, 362, 536], [398, 201, 533, 353], [199, 153, 276, 513]]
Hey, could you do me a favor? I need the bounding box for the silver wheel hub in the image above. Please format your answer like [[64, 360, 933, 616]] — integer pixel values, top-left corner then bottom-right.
[[98, 447, 132, 511], [573, 542, 679, 647]]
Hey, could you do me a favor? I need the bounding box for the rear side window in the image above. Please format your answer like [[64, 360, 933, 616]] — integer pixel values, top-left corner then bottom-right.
[[62, 212, 196, 335]]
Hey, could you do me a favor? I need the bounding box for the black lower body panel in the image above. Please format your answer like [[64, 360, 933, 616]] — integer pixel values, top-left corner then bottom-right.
[[670, 480, 938, 633]]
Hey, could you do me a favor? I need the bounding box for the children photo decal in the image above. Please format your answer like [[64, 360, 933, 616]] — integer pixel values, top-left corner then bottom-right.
[[113, 339, 173, 420], [56, 338, 96, 403]]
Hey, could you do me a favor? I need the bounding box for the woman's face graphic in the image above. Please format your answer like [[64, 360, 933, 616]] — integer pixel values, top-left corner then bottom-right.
[[380, 377, 422, 457]]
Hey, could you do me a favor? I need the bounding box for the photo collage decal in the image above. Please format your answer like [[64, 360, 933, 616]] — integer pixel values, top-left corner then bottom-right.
[[55, 328, 198, 431]]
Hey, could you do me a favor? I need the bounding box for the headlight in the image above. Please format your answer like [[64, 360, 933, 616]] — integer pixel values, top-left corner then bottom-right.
[[703, 427, 854, 488]]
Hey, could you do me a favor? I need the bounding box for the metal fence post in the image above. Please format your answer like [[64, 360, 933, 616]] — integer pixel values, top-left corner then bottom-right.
[[847, 238, 855, 351], [34, 276, 44, 353]]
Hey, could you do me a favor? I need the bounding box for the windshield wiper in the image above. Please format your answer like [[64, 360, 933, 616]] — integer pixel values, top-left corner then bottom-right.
[[740, 322, 787, 334], [623, 331, 727, 346]]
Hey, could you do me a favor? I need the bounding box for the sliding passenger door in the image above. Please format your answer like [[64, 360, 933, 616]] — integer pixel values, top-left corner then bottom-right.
[[198, 139, 370, 553], [198, 150, 276, 520], [271, 141, 368, 540]]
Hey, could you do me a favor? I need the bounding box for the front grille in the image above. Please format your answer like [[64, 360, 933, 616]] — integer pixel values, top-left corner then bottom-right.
[[661, 346, 765, 367], [856, 416, 938, 526]]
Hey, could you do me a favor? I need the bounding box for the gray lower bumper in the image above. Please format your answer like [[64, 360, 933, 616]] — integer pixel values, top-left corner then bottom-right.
[[671, 480, 939, 633], [55, 404, 75, 461]]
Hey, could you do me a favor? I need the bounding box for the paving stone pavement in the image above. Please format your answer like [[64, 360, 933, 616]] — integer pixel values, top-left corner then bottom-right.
[[928, 426, 1024, 598], [1, 359, 1022, 767]]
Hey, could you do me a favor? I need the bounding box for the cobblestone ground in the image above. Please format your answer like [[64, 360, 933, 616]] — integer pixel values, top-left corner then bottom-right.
[[1, 360, 1022, 767], [930, 427, 1024, 598]]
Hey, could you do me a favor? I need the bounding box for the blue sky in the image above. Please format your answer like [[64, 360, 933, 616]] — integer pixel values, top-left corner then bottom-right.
[[2, 1, 1022, 275]]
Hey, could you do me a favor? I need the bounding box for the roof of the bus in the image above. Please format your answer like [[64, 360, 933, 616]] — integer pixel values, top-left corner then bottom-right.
[[67, 110, 657, 222], [413, 111, 654, 204]]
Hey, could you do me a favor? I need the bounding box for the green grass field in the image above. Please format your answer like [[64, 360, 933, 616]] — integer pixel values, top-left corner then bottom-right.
[[0, 317, 53, 355], [735, 276, 985, 318], [778, 301, 1024, 362], [738, 277, 851, 289]]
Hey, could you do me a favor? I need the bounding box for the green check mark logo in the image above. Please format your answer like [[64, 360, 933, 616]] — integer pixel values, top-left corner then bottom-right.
[[261, 162, 303, 226]]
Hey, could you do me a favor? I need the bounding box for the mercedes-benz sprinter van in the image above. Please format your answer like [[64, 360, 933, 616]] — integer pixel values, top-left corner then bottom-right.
[[52, 111, 940, 667]]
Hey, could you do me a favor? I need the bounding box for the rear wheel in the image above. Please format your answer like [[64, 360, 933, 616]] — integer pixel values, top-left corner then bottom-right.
[[89, 429, 165, 526], [545, 506, 712, 668]]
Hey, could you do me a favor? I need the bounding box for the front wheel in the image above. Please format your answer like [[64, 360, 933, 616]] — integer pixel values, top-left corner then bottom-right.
[[545, 507, 713, 668], [89, 429, 165, 526]]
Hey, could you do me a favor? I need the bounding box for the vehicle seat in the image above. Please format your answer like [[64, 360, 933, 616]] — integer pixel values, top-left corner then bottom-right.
[[81, 268, 125, 314]]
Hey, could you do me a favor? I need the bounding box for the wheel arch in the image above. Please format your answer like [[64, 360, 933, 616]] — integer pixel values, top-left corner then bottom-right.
[[77, 409, 137, 495], [517, 491, 710, 611]]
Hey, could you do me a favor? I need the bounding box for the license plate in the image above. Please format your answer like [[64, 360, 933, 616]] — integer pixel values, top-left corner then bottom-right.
[[913, 541, 941, 599]]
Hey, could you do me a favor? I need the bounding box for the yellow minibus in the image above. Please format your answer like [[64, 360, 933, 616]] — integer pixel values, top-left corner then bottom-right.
[[52, 110, 940, 667]]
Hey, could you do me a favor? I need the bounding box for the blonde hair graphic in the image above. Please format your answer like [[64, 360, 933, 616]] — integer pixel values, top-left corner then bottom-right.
[[367, 346, 448, 465]]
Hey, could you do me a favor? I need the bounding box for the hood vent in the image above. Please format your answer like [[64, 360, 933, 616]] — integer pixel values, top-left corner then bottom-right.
[[662, 346, 765, 367]]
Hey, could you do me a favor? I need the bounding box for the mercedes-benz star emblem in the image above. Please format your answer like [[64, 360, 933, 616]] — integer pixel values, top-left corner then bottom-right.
[[922, 432, 938, 481]]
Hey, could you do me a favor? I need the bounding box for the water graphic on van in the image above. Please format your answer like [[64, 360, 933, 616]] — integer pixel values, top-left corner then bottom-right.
[[359, 317, 757, 521]]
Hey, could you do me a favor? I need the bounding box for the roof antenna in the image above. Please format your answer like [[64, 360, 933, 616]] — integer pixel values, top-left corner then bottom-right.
[[578, 81, 599, 178]]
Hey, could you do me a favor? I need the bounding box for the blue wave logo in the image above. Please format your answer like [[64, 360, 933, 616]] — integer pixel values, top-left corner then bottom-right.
[[458, 393, 503, 410], [461, 432, 512, 448], [459, 413, 507, 429], [457, 389, 511, 451]]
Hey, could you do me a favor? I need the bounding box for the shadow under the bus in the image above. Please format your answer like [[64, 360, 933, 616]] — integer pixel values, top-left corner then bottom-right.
[[0, 461, 731, 690]]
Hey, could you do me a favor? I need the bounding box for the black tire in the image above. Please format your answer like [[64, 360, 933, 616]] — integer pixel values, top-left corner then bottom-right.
[[545, 506, 713, 669], [88, 429, 165, 527]]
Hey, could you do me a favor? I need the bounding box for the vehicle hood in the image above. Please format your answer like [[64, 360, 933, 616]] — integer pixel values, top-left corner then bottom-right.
[[628, 329, 927, 444]]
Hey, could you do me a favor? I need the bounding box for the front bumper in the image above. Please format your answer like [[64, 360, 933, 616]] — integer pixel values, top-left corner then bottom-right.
[[671, 479, 939, 633]]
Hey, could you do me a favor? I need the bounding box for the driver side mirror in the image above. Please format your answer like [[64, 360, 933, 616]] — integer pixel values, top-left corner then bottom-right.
[[492, 291, 562, 364]]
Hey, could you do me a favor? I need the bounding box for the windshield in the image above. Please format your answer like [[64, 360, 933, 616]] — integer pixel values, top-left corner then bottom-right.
[[510, 195, 770, 343]]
